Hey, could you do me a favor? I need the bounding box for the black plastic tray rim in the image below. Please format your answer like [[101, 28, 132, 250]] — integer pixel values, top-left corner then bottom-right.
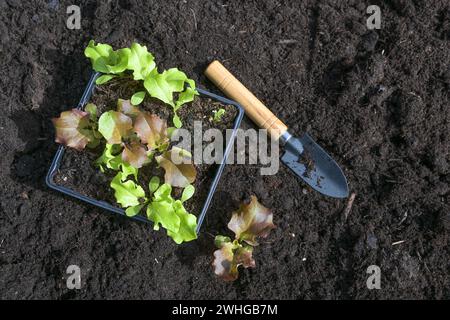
[[46, 72, 244, 234]]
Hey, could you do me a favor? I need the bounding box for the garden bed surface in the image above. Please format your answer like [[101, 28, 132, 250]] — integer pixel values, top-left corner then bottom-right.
[[1, 0, 449, 299]]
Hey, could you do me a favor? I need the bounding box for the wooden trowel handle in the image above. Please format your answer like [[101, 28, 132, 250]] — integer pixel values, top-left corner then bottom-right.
[[205, 60, 288, 140]]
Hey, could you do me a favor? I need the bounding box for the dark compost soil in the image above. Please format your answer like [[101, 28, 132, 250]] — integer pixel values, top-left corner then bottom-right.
[[1, 0, 449, 299]]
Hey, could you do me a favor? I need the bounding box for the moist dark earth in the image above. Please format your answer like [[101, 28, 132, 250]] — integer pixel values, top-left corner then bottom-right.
[[1, 0, 449, 299]]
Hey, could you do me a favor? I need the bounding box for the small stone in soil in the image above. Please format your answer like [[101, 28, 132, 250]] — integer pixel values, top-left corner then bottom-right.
[[366, 233, 378, 249]]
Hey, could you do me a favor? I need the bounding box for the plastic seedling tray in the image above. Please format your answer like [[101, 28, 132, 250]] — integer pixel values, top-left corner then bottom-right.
[[46, 72, 244, 234]]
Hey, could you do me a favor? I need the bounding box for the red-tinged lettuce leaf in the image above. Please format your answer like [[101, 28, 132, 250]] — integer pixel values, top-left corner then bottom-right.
[[52, 109, 95, 151], [117, 99, 140, 118], [212, 242, 236, 282], [212, 240, 255, 282], [134, 112, 169, 151], [155, 147, 196, 188], [228, 196, 276, 245], [234, 246, 256, 269], [98, 111, 133, 144], [121, 141, 149, 169]]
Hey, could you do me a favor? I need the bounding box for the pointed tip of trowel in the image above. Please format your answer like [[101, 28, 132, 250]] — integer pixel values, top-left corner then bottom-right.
[[282, 134, 349, 199]]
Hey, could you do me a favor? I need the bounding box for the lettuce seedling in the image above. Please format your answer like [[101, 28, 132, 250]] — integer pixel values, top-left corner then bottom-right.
[[213, 196, 275, 281], [95, 142, 138, 182], [84, 40, 199, 128], [126, 42, 156, 80], [97, 109, 150, 169], [147, 183, 197, 244], [228, 195, 276, 246], [143, 68, 198, 128], [213, 238, 255, 282], [52, 105, 100, 151], [115, 176, 197, 244], [211, 108, 226, 123], [84, 41, 129, 84], [110, 171, 147, 208]]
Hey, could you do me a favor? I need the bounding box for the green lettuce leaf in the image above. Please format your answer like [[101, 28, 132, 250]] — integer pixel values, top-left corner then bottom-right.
[[84, 41, 114, 73], [175, 87, 197, 110], [85, 103, 98, 122], [146, 184, 179, 232], [144, 69, 176, 106], [175, 79, 198, 110], [84, 40, 128, 74], [143, 68, 191, 106], [166, 200, 197, 244], [164, 68, 188, 91], [107, 48, 129, 74], [125, 204, 145, 217], [95, 74, 116, 85], [95, 144, 139, 181], [146, 183, 198, 243], [181, 185, 195, 203], [120, 160, 139, 180], [95, 144, 122, 172], [147, 199, 180, 233], [110, 172, 146, 208], [149, 176, 160, 193], [131, 91, 146, 106], [211, 108, 226, 123], [126, 43, 156, 80], [172, 113, 182, 129]]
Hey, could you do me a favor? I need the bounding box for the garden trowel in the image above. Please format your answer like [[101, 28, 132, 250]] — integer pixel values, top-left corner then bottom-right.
[[205, 61, 349, 198]]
